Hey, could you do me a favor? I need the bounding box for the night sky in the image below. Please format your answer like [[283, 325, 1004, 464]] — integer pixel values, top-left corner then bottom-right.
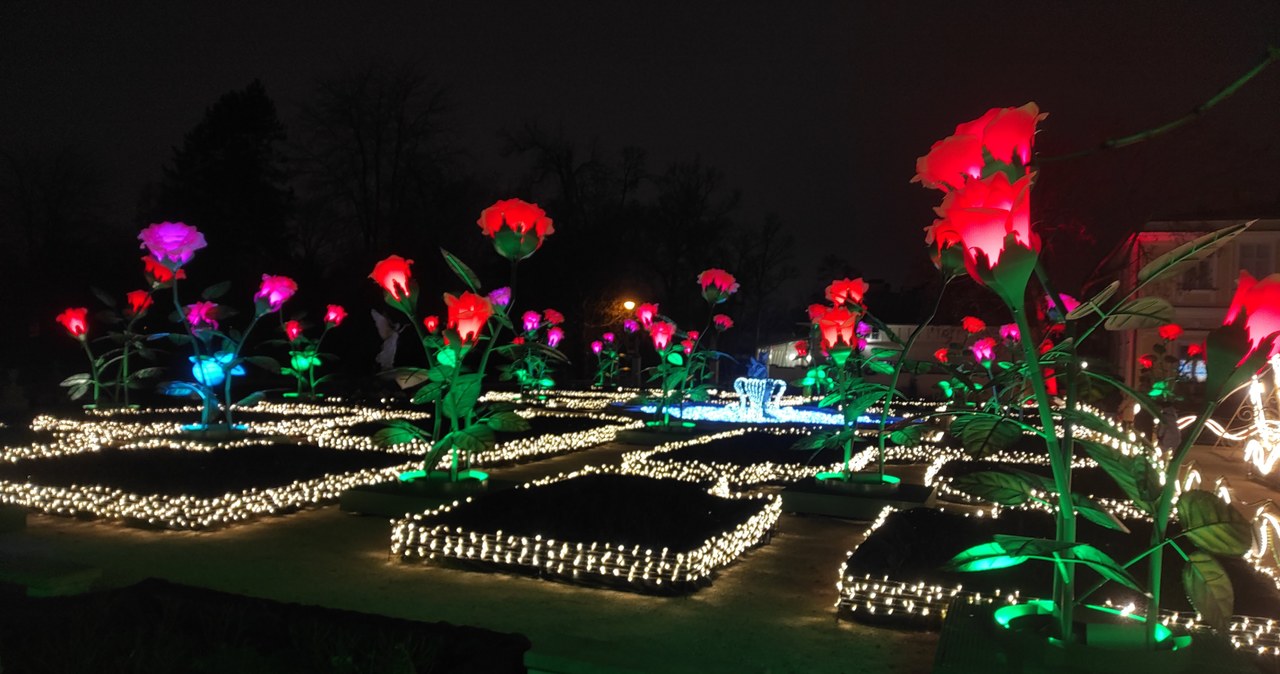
[[2, 1, 1278, 287]]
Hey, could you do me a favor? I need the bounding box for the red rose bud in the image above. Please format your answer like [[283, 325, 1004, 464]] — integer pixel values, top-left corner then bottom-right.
[[818, 306, 857, 349], [1158, 323, 1183, 341], [971, 337, 997, 363], [697, 268, 739, 304], [825, 278, 869, 307], [543, 308, 564, 325], [255, 275, 297, 313], [522, 311, 541, 332], [125, 290, 153, 316], [423, 315, 440, 333], [794, 340, 809, 358], [1187, 343, 1203, 358], [477, 198, 555, 261], [807, 304, 829, 322], [649, 321, 675, 350], [546, 327, 564, 348], [186, 301, 219, 330], [444, 292, 493, 345], [370, 255, 414, 301], [590, 340, 603, 355], [284, 320, 303, 341], [713, 314, 733, 331], [681, 338, 694, 355], [56, 307, 89, 338], [512, 336, 526, 346], [635, 303, 659, 328], [142, 255, 187, 285], [1139, 354, 1155, 370], [962, 316, 986, 334], [325, 304, 347, 327], [934, 347, 949, 363]]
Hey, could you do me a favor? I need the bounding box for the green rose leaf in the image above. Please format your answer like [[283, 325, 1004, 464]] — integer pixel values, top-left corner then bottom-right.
[[950, 471, 1036, 506], [1182, 551, 1234, 630], [1178, 489, 1253, 556]]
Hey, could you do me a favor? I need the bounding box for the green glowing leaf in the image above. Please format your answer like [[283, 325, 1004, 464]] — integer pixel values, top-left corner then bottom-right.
[[1137, 222, 1251, 284], [991, 535, 1080, 557], [1071, 544, 1142, 592], [950, 414, 1023, 459], [454, 423, 495, 454], [234, 391, 266, 408], [865, 359, 895, 376], [951, 471, 1036, 506], [1079, 440, 1160, 514], [486, 411, 530, 432], [201, 280, 231, 301], [60, 373, 92, 387], [436, 349, 459, 368], [442, 374, 483, 420], [1071, 493, 1130, 534], [373, 420, 428, 447], [411, 381, 445, 405], [1066, 280, 1119, 320], [943, 541, 1029, 572], [666, 351, 685, 366], [888, 422, 927, 446], [1103, 297, 1175, 331], [440, 248, 481, 292], [1182, 551, 1234, 630], [1177, 489, 1253, 556]]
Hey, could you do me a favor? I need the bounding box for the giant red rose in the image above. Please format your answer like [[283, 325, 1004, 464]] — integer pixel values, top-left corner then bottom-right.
[[477, 199, 555, 261]]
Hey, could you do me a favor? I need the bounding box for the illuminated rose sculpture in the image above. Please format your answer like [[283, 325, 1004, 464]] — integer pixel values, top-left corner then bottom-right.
[[370, 255, 415, 304], [826, 278, 869, 307], [445, 291, 493, 346], [254, 275, 297, 314], [635, 303, 659, 328], [698, 268, 740, 304], [138, 221, 207, 268], [477, 198, 555, 261], [56, 307, 89, 338], [324, 304, 347, 327]]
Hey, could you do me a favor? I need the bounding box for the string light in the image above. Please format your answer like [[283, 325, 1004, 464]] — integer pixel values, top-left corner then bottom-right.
[[0, 403, 640, 530], [392, 465, 780, 593]]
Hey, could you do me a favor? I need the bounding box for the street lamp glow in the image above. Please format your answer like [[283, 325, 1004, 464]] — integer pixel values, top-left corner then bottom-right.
[[622, 300, 636, 311]]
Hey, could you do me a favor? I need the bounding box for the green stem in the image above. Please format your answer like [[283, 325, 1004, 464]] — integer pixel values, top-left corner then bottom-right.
[[1012, 306, 1075, 640], [876, 280, 950, 477], [1146, 403, 1215, 645], [222, 313, 263, 427], [78, 338, 101, 405]]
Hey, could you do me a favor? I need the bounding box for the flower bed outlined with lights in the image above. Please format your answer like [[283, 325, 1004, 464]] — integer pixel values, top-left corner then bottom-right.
[[835, 505, 1280, 656], [620, 426, 948, 489], [391, 467, 780, 594], [329, 409, 643, 469], [0, 401, 439, 530]]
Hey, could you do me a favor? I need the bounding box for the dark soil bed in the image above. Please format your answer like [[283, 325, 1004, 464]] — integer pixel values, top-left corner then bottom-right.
[[0, 443, 409, 497], [346, 413, 606, 443], [845, 508, 1280, 622], [426, 473, 763, 550], [0, 578, 529, 673], [934, 460, 1129, 502]]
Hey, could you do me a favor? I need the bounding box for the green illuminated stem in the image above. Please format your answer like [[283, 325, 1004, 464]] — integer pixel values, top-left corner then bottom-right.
[[1043, 46, 1280, 162], [170, 279, 211, 426], [222, 313, 263, 427], [78, 337, 101, 405], [1146, 402, 1215, 646], [1012, 306, 1075, 640], [875, 280, 949, 477]]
